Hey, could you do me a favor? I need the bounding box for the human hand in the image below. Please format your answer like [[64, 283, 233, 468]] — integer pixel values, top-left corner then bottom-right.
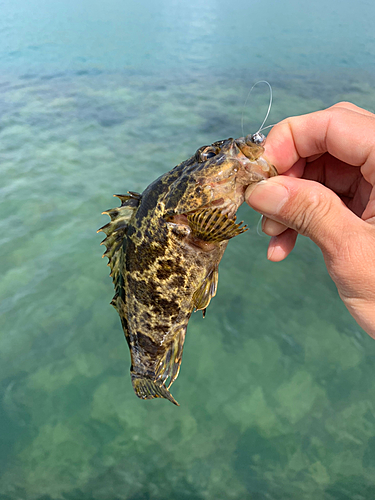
[[245, 102, 375, 338]]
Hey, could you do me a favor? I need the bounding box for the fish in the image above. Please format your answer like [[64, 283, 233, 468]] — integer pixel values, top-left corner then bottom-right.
[[98, 134, 277, 405]]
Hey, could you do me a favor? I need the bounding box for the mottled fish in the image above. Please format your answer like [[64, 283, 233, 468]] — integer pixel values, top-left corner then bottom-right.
[[98, 134, 277, 405]]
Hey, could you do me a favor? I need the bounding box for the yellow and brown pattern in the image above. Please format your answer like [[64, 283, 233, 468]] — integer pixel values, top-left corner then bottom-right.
[[98, 136, 277, 405]]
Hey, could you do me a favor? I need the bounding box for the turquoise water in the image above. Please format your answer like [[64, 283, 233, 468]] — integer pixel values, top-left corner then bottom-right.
[[1, 1, 375, 498]]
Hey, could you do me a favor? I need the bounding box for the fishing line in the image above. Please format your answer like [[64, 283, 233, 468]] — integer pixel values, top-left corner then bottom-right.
[[256, 215, 266, 237], [258, 122, 277, 134], [241, 80, 273, 139]]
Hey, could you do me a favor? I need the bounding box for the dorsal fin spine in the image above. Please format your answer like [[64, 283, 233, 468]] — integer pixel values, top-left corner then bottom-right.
[[98, 191, 141, 285]]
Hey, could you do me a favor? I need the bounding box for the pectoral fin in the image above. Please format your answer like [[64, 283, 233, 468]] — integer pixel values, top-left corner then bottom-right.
[[187, 208, 248, 242]]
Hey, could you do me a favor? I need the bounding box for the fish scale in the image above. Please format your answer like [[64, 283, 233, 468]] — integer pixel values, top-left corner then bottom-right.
[[98, 135, 277, 405]]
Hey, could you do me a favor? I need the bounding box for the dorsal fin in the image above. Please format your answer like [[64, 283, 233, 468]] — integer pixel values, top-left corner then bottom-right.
[[97, 192, 141, 285]]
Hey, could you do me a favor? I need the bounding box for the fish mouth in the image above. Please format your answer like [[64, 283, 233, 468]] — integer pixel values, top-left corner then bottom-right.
[[166, 136, 278, 224], [208, 138, 277, 218], [203, 140, 277, 219], [234, 137, 278, 178]]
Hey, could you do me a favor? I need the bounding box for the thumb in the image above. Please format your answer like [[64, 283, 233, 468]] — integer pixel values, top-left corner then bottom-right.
[[245, 176, 362, 256]]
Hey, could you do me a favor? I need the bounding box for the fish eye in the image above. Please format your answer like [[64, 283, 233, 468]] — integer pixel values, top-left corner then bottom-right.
[[198, 147, 219, 162], [202, 151, 216, 160]]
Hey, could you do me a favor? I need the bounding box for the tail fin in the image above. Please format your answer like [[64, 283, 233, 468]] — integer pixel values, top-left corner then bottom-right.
[[131, 374, 179, 406]]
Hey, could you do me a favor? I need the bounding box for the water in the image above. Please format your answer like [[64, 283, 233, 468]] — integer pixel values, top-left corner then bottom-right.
[[1, 0, 375, 498]]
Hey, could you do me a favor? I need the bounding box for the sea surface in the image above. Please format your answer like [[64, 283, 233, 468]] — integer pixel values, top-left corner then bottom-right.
[[1, 0, 375, 499]]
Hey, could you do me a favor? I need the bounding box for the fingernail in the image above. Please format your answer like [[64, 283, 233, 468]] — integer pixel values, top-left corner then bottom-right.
[[246, 180, 288, 215]]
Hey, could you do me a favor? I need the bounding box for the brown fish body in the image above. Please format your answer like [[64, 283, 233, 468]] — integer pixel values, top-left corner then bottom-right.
[[99, 136, 277, 405]]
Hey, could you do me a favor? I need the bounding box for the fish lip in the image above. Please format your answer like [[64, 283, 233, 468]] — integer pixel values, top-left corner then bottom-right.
[[234, 137, 264, 160], [233, 137, 277, 178]]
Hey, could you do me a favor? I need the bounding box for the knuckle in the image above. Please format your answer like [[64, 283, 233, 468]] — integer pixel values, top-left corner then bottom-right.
[[330, 101, 354, 111], [285, 188, 333, 236]]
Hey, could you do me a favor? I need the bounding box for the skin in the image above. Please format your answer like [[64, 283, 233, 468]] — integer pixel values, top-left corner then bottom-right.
[[245, 102, 375, 338], [100, 138, 276, 404]]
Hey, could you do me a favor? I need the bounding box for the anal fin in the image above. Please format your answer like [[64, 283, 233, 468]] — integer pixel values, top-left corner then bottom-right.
[[131, 374, 179, 406], [155, 325, 187, 392], [187, 208, 248, 242]]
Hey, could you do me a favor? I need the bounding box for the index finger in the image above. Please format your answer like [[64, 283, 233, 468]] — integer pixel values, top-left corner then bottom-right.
[[264, 102, 375, 184]]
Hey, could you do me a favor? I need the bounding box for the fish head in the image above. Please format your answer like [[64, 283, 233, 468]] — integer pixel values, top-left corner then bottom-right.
[[164, 135, 277, 219]]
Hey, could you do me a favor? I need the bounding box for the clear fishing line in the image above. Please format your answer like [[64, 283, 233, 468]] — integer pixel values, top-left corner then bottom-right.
[[241, 80, 273, 139]]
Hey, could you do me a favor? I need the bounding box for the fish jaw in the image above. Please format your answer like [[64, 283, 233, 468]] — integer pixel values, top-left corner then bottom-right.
[[233, 136, 278, 181], [204, 139, 277, 219]]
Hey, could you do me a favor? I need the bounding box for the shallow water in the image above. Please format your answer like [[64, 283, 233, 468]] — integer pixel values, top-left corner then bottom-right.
[[1, 1, 375, 499]]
